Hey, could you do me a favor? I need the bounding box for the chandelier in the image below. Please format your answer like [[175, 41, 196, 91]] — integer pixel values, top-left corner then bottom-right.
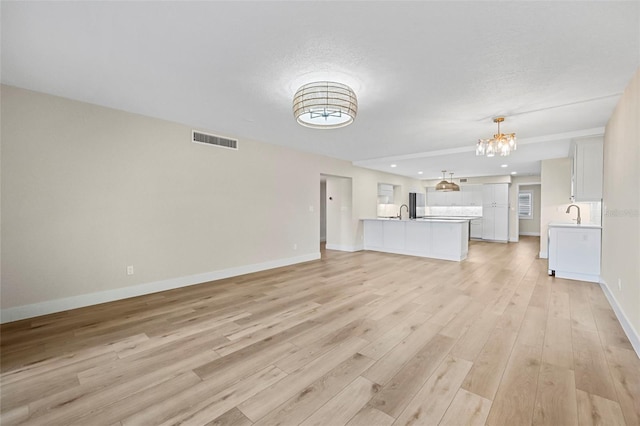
[[476, 117, 517, 157], [293, 81, 358, 129]]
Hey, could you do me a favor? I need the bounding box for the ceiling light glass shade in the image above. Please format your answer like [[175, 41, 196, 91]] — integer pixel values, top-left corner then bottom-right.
[[476, 117, 517, 157], [293, 81, 357, 129]]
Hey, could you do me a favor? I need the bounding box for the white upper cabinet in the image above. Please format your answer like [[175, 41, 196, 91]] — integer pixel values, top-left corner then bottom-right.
[[427, 188, 459, 206], [447, 191, 463, 206], [427, 185, 482, 206], [482, 183, 509, 207], [426, 188, 446, 206], [571, 137, 603, 202], [461, 185, 483, 206]]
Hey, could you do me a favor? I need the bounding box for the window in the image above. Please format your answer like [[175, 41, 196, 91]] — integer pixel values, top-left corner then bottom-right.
[[518, 191, 533, 219]]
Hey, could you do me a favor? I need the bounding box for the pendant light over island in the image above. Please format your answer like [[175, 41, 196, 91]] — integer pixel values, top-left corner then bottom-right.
[[435, 170, 460, 192]]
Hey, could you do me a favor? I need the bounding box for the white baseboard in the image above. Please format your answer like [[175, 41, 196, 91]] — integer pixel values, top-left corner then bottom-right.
[[519, 232, 541, 236], [599, 280, 640, 358], [539, 251, 548, 259], [554, 270, 600, 283], [363, 246, 466, 262], [0, 252, 321, 324], [325, 244, 363, 252]]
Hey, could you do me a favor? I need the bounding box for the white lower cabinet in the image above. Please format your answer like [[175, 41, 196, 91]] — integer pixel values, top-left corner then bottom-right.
[[382, 220, 405, 250], [548, 224, 601, 283], [482, 205, 509, 241], [470, 218, 483, 239]]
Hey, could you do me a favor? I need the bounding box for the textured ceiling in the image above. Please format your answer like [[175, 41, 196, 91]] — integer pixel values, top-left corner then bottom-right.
[[2, 1, 639, 178]]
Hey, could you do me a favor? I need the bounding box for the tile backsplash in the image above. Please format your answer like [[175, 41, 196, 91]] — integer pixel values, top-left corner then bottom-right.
[[426, 206, 483, 217]]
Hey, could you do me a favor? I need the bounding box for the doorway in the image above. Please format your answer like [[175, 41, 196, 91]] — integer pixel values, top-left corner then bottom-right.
[[516, 183, 542, 239], [320, 174, 354, 251], [320, 177, 327, 244]]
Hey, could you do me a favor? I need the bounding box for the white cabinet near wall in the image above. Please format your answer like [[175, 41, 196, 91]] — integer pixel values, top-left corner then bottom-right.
[[571, 137, 603, 202], [548, 223, 601, 282], [482, 184, 509, 242]]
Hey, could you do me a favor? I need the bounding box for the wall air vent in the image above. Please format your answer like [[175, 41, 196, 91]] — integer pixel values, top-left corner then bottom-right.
[[460, 178, 468, 183], [192, 130, 238, 150]]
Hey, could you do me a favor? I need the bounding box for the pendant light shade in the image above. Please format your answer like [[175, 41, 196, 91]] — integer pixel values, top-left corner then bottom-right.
[[448, 172, 460, 192], [435, 170, 453, 192], [293, 81, 358, 129]]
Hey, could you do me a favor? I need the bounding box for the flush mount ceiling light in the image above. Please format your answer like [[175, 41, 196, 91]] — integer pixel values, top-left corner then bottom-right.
[[476, 117, 517, 157], [293, 81, 357, 129]]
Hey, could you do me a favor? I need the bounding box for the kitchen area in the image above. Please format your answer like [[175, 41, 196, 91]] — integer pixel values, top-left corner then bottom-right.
[[362, 136, 605, 282], [364, 178, 511, 261]]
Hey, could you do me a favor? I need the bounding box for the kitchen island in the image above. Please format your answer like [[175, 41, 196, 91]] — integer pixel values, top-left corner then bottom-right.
[[362, 218, 469, 261]]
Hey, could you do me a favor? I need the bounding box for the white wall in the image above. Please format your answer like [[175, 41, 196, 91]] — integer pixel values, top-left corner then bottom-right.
[[601, 69, 640, 353], [0, 85, 422, 321]]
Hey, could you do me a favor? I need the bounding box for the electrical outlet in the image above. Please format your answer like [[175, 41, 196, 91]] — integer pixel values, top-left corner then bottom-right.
[[618, 278, 622, 291], [127, 265, 134, 275], [293, 244, 297, 250]]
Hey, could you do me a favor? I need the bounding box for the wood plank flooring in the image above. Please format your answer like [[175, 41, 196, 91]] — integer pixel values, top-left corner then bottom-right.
[[2, 237, 639, 425]]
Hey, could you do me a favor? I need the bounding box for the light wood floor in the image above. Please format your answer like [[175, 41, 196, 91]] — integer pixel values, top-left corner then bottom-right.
[[1, 237, 639, 425]]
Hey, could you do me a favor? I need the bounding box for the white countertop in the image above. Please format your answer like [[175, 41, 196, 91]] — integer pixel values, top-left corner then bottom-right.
[[421, 215, 482, 220], [548, 222, 602, 229], [363, 218, 469, 224]]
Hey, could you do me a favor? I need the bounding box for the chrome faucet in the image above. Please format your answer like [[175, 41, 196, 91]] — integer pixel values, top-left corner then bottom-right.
[[566, 204, 581, 224], [399, 204, 409, 219]]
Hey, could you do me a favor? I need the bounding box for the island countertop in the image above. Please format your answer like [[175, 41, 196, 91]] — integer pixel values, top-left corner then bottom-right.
[[363, 217, 470, 224], [548, 222, 602, 229]]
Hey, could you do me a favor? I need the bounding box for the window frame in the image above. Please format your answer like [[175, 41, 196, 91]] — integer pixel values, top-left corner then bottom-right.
[[518, 190, 534, 220]]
